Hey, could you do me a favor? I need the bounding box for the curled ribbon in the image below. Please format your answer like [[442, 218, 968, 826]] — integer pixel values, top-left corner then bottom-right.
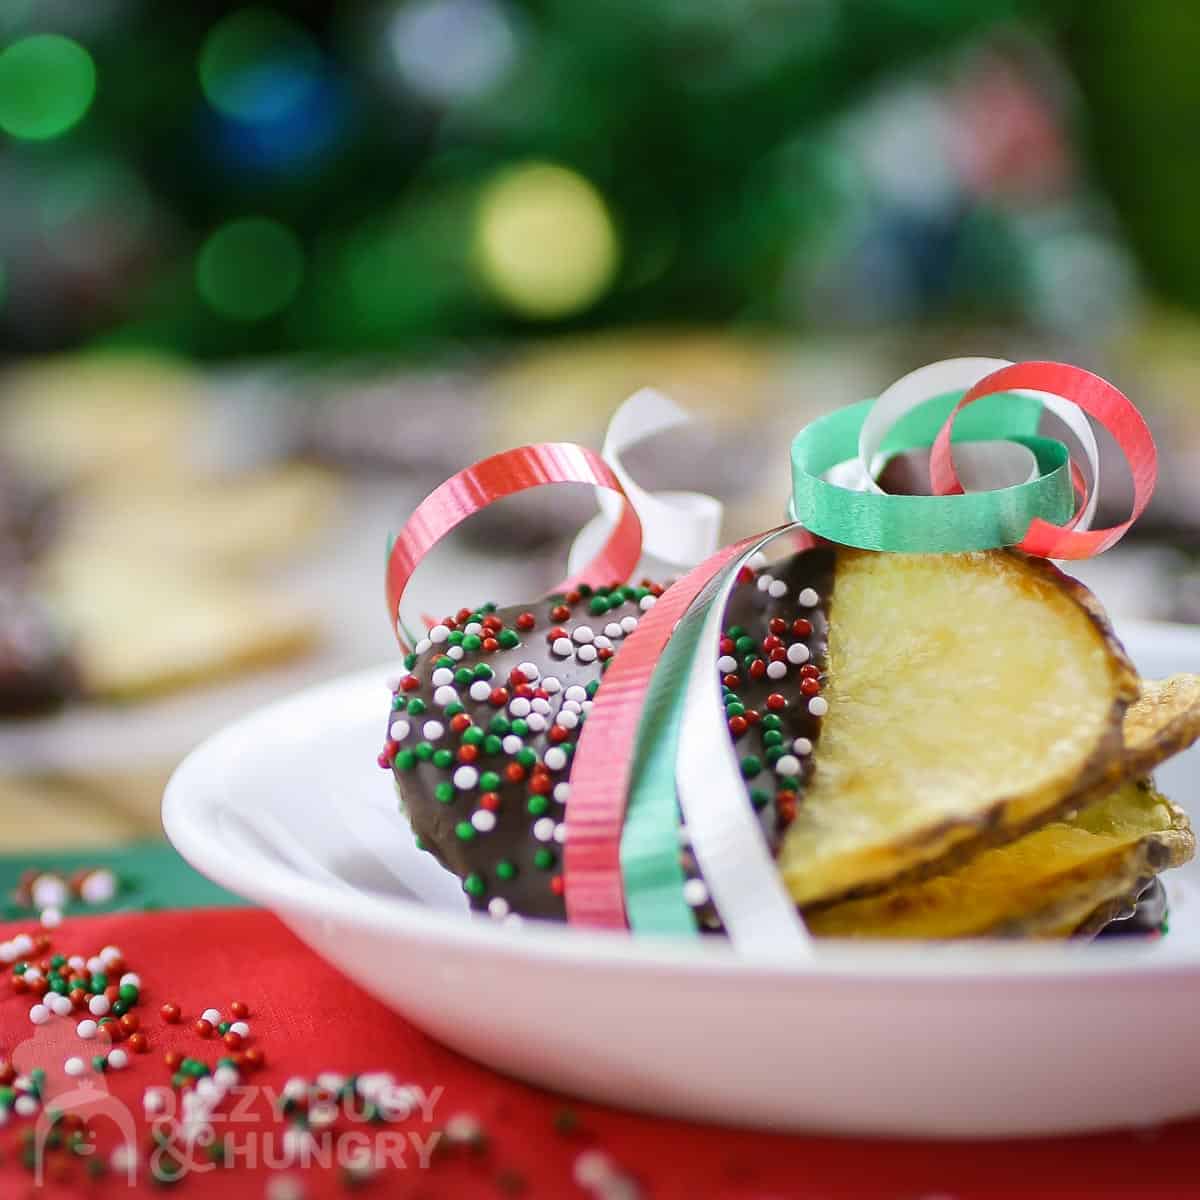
[[385, 362, 1157, 950]]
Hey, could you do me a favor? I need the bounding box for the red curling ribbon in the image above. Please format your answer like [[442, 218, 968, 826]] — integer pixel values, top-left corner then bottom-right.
[[385, 443, 643, 650], [565, 526, 819, 929], [930, 361, 1157, 559]]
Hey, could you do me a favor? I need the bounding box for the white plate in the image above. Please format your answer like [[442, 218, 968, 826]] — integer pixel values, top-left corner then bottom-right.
[[163, 619, 1200, 1138]]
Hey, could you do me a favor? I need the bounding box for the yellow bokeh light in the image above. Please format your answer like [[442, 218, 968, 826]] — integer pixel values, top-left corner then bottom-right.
[[475, 163, 618, 320]]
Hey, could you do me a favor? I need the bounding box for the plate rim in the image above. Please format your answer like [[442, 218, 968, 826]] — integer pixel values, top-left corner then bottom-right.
[[162, 618, 1200, 985]]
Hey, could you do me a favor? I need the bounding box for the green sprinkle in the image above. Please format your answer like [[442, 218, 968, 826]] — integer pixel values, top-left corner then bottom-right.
[[473, 663, 494, 680], [448, 631, 464, 646], [463, 634, 482, 651], [479, 770, 501, 791], [445, 702, 465, 717], [483, 735, 502, 755], [463, 726, 484, 746], [726, 702, 745, 717], [527, 795, 549, 816], [218, 1021, 231, 1035], [761, 714, 782, 731], [498, 629, 519, 649], [92, 1055, 108, 1073], [750, 788, 771, 811], [434, 782, 454, 804], [414, 741, 435, 762], [578, 583, 593, 597], [588, 595, 608, 615], [436, 655, 454, 670], [511, 718, 529, 737], [533, 848, 556, 870], [396, 749, 416, 771], [118, 984, 138, 1004], [463, 873, 486, 898], [489, 715, 511, 735], [407, 698, 426, 715], [455, 822, 475, 841], [391, 695, 405, 710], [586, 680, 599, 697], [432, 749, 454, 770], [765, 746, 785, 765], [414, 835, 428, 851], [404, 652, 418, 670], [516, 748, 537, 768], [735, 635, 755, 654], [763, 730, 783, 747], [455, 668, 474, 686], [740, 755, 762, 779], [496, 859, 517, 880]]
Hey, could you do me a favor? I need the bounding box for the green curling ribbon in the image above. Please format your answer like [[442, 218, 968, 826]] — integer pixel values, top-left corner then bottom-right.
[[620, 586, 714, 936], [790, 391, 1075, 553]]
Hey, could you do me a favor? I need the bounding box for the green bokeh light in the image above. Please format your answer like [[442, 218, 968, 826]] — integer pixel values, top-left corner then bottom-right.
[[198, 7, 320, 121], [0, 35, 96, 141], [196, 218, 305, 321]]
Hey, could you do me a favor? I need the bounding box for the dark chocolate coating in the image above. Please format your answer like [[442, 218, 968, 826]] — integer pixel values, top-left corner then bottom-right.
[[386, 549, 834, 923]]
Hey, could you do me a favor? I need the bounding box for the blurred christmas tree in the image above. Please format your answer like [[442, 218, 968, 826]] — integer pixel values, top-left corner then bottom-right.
[[0, 0, 1130, 359]]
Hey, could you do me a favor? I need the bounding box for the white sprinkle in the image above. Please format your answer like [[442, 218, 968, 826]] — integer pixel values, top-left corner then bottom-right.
[[32, 874, 68, 909], [517, 661, 540, 681], [502, 734, 523, 754], [544, 747, 568, 771], [576, 644, 598, 663], [215, 1065, 240, 1087], [509, 697, 531, 718], [542, 676, 562, 694], [67, 955, 85, 971], [639, 594, 657, 611], [682, 878, 710, 907], [716, 655, 738, 674], [593, 635, 613, 652], [469, 680, 492, 702], [22, 967, 42, 982], [386, 674, 402, 692], [464, 622, 483, 636], [575, 1149, 616, 1188], [446, 645, 464, 660], [756, 573, 772, 592], [793, 737, 813, 755], [422, 720, 445, 741], [766, 661, 787, 680], [77, 1019, 98, 1039], [431, 667, 454, 687], [40, 907, 62, 929], [429, 625, 450, 644], [620, 615, 638, 634], [47, 993, 72, 1016], [562, 699, 582, 714], [144, 1090, 167, 1115], [453, 766, 479, 791], [12, 935, 33, 956], [775, 755, 802, 777], [556, 710, 579, 730], [530, 697, 551, 715], [229, 1021, 249, 1037], [554, 822, 568, 844], [554, 782, 571, 804], [581, 700, 593, 714], [552, 637, 573, 657], [414, 637, 432, 655], [798, 587, 820, 607], [571, 625, 595, 644], [768, 579, 788, 598], [525, 713, 547, 733], [749, 551, 769, 569], [201, 1008, 221, 1025], [532, 818, 556, 842], [88, 995, 111, 1017], [604, 622, 624, 639], [786, 643, 810, 665], [488, 897, 510, 919], [564, 685, 587, 703], [0, 942, 14, 965], [808, 696, 829, 717], [14, 1095, 36, 1118], [433, 685, 458, 707], [471, 810, 497, 833], [108, 1049, 129, 1070], [29, 1004, 50, 1026], [390, 718, 411, 741]]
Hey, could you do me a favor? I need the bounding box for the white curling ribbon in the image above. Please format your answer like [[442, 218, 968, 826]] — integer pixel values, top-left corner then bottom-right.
[[850, 357, 1101, 531], [675, 528, 813, 957], [567, 388, 724, 579]]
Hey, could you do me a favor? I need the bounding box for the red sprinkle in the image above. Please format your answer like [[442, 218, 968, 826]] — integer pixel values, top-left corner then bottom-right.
[[551, 605, 570, 622], [480, 792, 501, 811], [505, 763, 526, 784], [488, 688, 509, 707], [766, 693, 787, 711], [457, 744, 479, 763], [749, 660, 766, 680], [723, 674, 740, 689], [160, 1002, 181, 1024], [450, 713, 472, 733], [194, 1019, 214, 1039], [800, 678, 821, 698], [400, 675, 420, 693], [800, 664, 821, 679], [792, 618, 813, 637], [230, 1000, 250, 1019], [550, 875, 565, 896], [548, 725, 569, 743], [728, 716, 748, 737], [128, 1032, 149, 1054], [769, 617, 788, 636], [482, 637, 500, 653], [516, 613, 536, 631]]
